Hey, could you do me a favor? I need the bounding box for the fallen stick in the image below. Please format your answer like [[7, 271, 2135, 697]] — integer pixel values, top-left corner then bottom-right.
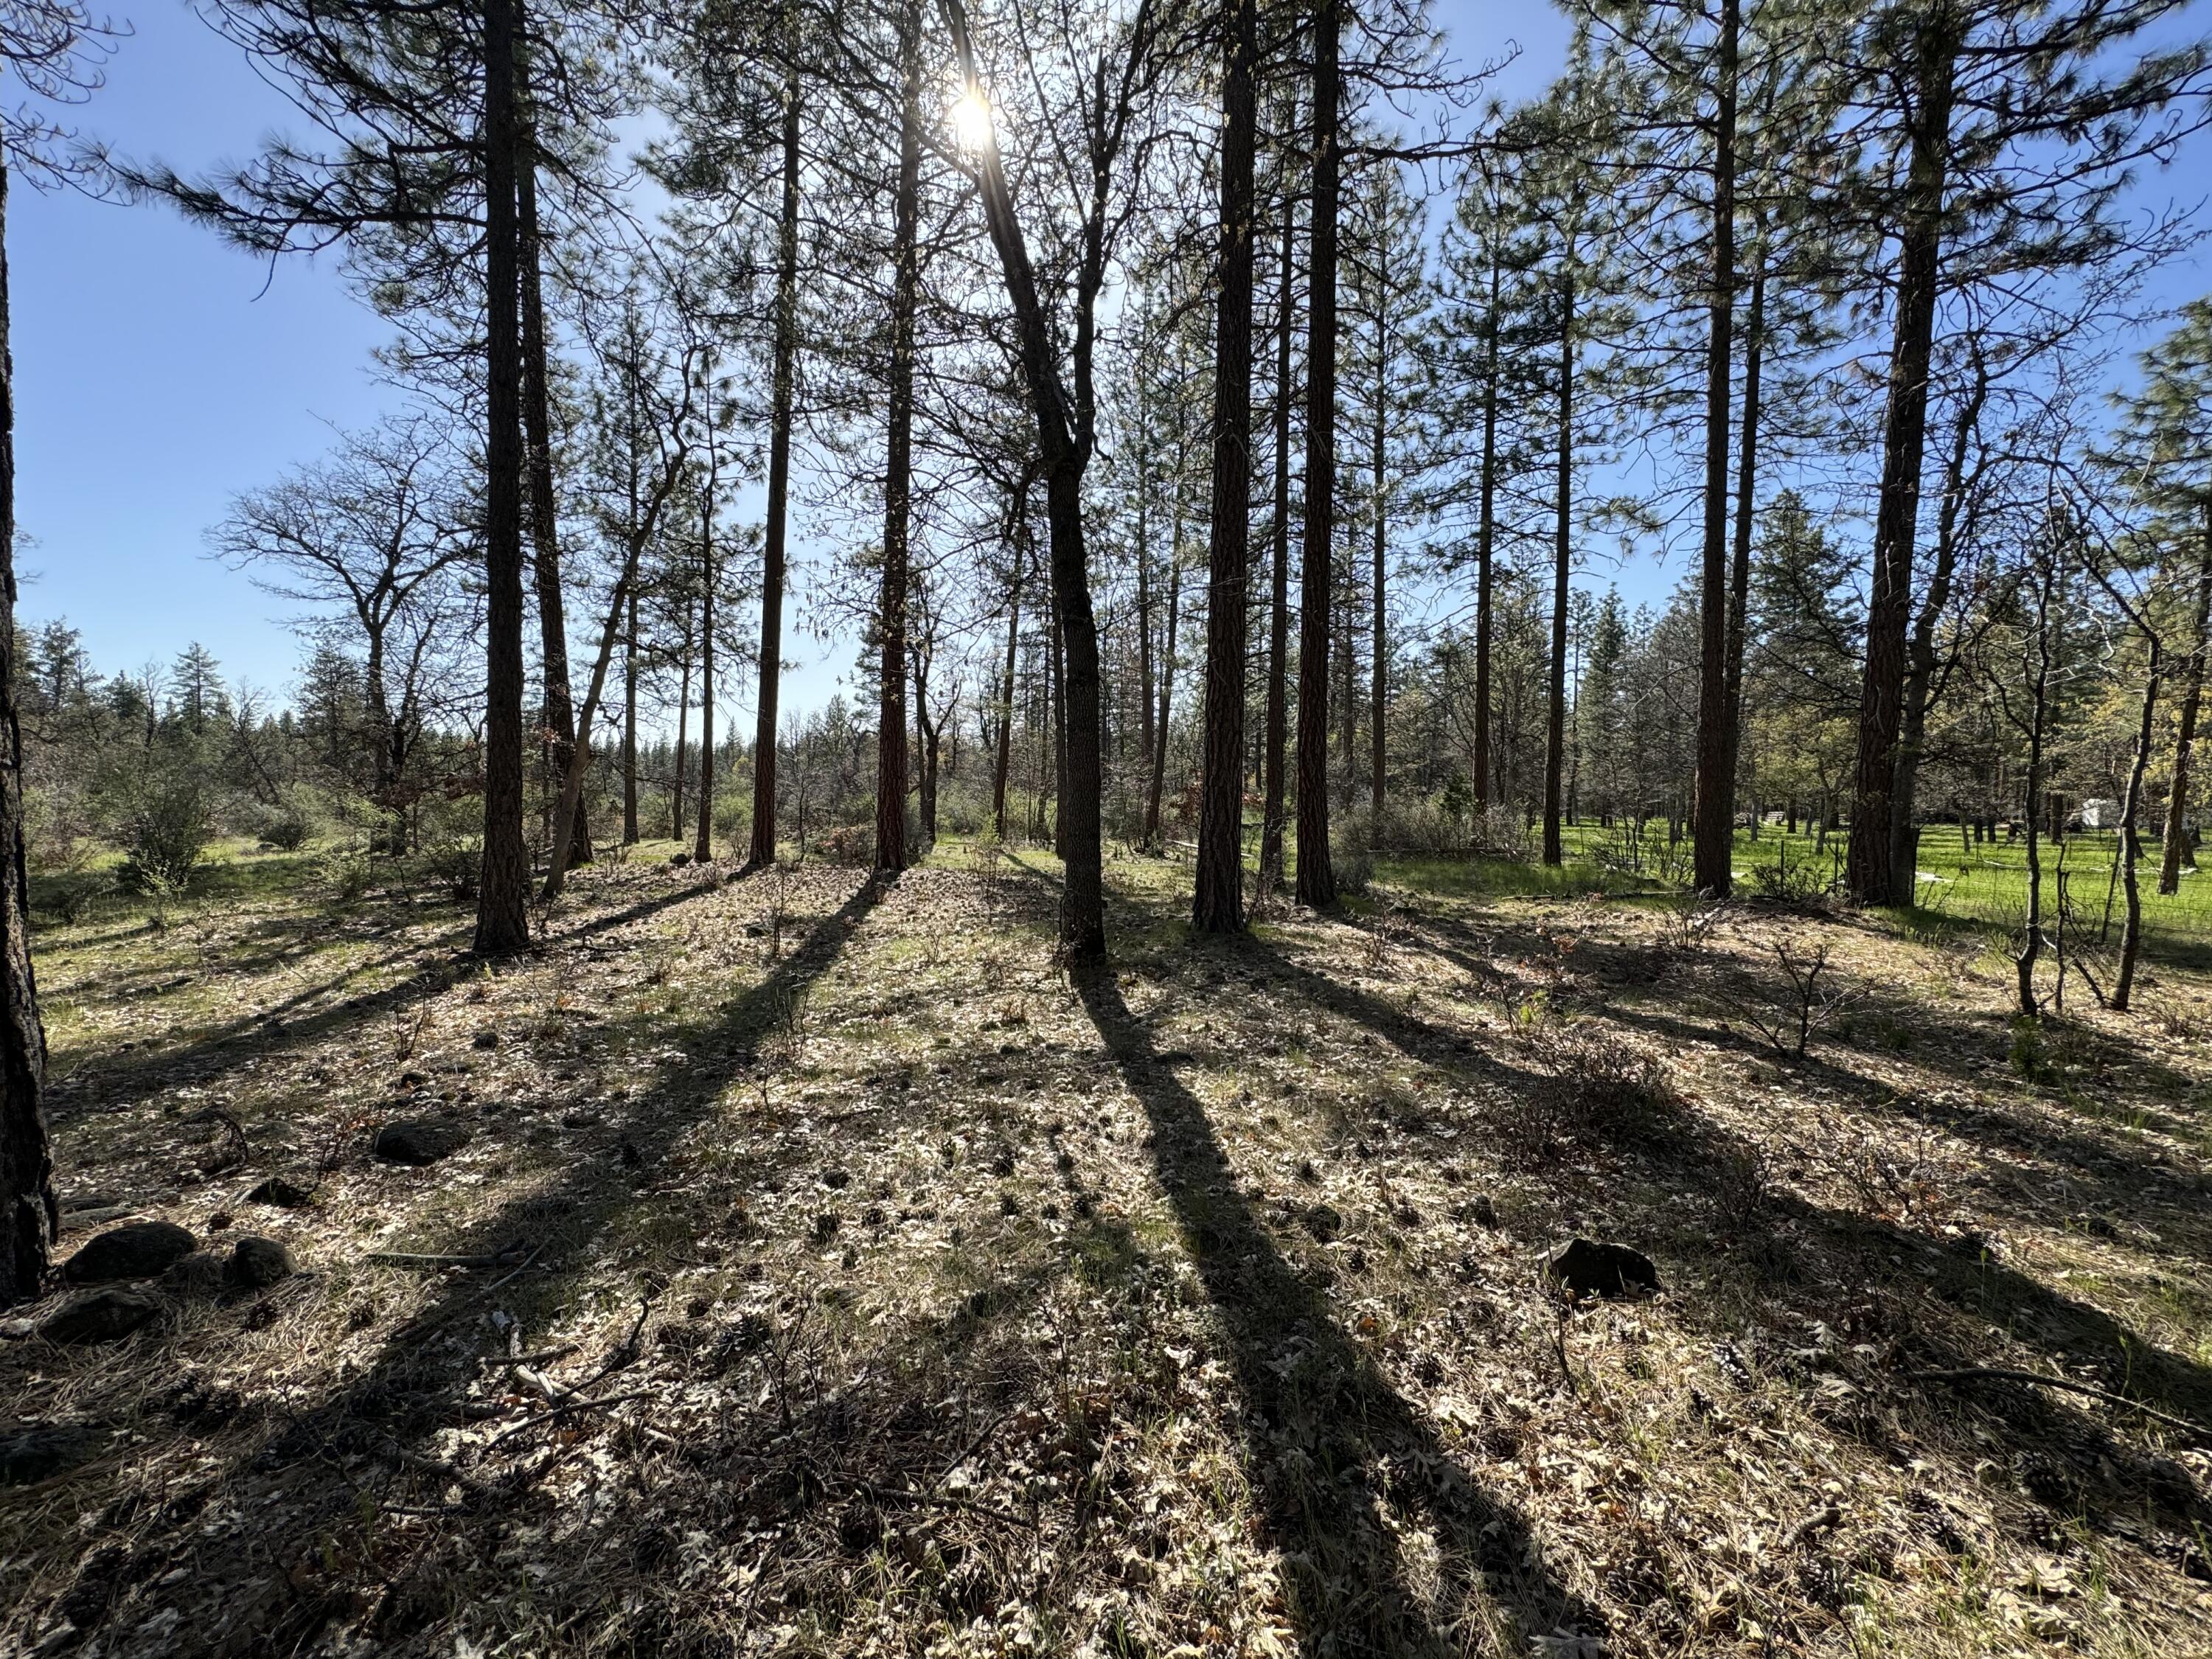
[[481, 1389, 653, 1453], [1910, 1368, 2205, 1437]]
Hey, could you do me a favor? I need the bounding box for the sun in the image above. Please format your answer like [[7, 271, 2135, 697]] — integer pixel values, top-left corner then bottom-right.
[[950, 88, 995, 153]]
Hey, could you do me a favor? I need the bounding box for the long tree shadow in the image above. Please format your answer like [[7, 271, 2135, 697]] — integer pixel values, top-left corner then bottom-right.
[[45, 869, 740, 1116], [28, 871, 891, 1658], [1072, 961, 1599, 1656], [1242, 923, 2212, 1532]]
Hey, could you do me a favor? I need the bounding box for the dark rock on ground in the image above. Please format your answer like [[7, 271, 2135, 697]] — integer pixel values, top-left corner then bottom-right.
[[0, 1425, 105, 1486], [61, 1220, 197, 1284], [228, 1236, 294, 1288], [41, 1288, 162, 1344], [244, 1175, 313, 1208], [160, 1252, 229, 1298], [374, 1121, 470, 1166], [1544, 1237, 1660, 1299]]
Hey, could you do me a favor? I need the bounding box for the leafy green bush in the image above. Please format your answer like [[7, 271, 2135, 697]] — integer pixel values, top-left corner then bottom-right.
[[257, 799, 316, 851], [111, 772, 215, 892]]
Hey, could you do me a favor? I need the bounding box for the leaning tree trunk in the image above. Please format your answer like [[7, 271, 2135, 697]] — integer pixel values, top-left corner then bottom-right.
[[1543, 273, 1575, 868], [1293, 0, 1340, 908], [941, 0, 1104, 958], [1893, 351, 1988, 896], [1193, 0, 1259, 932], [751, 58, 802, 872], [0, 157, 55, 1305], [517, 115, 588, 868], [1259, 186, 1295, 895], [2158, 505, 2212, 894], [876, 0, 919, 874], [1848, 15, 1958, 906], [1689, 0, 1739, 897], [2113, 642, 2160, 1011], [474, 0, 532, 957]]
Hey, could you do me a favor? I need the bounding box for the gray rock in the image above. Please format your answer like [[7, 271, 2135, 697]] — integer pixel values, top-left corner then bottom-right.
[[227, 1236, 294, 1288], [1543, 1237, 1660, 1300], [60, 1220, 197, 1284], [373, 1121, 470, 1166], [160, 1251, 229, 1298], [40, 1288, 161, 1344]]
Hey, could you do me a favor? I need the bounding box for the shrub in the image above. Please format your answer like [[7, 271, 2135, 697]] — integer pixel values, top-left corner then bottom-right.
[[257, 800, 315, 851], [1744, 844, 1832, 910], [317, 839, 378, 908], [1335, 849, 1375, 895], [1506, 992, 1677, 1149], [411, 835, 480, 902], [818, 823, 875, 866], [113, 773, 215, 892]]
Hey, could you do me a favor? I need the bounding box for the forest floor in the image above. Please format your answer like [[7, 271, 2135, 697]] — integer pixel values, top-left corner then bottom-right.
[[4, 836, 2212, 1658]]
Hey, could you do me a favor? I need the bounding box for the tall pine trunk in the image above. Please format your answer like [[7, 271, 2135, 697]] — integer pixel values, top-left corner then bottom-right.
[[1193, 0, 1256, 933], [517, 102, 588, 868], [1259, 184, 1295, 894], [2159, 507, 2212, 893], [1145, 550, 1180, 845], [752, 58, 801, 871], [877, 1, 919, 874], [1893, 352, 1988, 889], [993, 493, 1026, 841], [1474, 250, 1498, 815], [1848, 13, 1958, 906], [1135, 436, 1155, 771], [622, 583, 639, 843], [1690, 0, 1739, 896], [0, 156, 55, 1304], [695, 473, 716, 863], [1543, 274, 1574, 867], [1293, 0, 1340, 907], [474, 0, 532, 956], [1719, 257, 1762, 863], [671, 619, 690, 843]]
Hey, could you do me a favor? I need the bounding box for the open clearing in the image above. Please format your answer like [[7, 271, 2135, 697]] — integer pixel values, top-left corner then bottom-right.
[[4, 845, 2211, 1658]]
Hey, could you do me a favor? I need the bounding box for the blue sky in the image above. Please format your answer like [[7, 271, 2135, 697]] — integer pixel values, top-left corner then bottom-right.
[[6, 0, 1568, 720], [11, 0, 2201, 723]]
